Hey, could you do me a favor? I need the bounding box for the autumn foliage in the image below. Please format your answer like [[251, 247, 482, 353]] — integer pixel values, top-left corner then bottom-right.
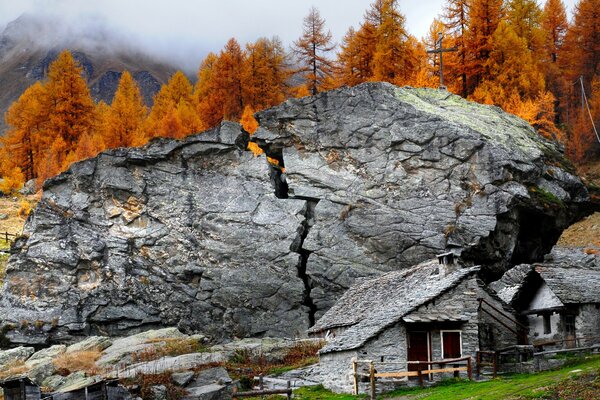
[[1, 0, 599, 194]]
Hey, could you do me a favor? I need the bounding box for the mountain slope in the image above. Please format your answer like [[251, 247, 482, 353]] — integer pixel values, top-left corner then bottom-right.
[[0, 14, 178, 133]]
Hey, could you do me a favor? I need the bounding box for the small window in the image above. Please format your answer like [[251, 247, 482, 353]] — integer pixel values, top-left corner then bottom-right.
[[565, 315, 576, 335], [543, 314, 551, 334], [441, 331, 462, 359]]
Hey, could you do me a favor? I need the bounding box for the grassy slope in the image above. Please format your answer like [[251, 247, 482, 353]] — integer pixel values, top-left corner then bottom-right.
[[293, 356, 600, 400]]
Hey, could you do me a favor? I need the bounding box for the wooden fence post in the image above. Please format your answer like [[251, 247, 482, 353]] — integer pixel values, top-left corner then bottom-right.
[[369, 361, 376, 400], [417, 363, 424, 388], [492, 352, 497, 378], [287, 380, 291, 400], [467, 357, 472, 380], [352, 359, 359, 395], [476, 352, 481, 378]]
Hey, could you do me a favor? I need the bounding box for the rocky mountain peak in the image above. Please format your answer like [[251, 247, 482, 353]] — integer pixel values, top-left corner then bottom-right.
[[0, 83, 593, 346]]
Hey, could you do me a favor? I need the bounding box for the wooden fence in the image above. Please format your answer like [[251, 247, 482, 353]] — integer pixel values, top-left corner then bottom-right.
[[353, 357, 472, 399], [0, 231, 18, 243]]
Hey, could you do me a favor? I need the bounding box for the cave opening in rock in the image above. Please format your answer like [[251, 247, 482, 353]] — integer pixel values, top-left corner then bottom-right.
[[510, 208, 564, 266]]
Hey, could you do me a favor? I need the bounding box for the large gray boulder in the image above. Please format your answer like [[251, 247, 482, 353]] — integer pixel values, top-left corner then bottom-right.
[[0, 83, 592, 344]]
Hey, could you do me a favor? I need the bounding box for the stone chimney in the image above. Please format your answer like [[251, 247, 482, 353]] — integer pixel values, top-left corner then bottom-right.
[[437, 251, 458, 275]]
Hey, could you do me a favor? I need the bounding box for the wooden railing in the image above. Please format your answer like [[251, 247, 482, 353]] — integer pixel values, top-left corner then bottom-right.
[[478, 298, 529, 343], [353, 357, 472, 399], [1, 231, 18, 243], [533, 336, 600, 351]]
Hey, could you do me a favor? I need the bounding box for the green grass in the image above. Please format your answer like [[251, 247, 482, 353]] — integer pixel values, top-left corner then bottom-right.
[[291, 356, 600, 400], [0, 238, 10, 251], [0, 252, 8, 285], [528, 186, 565, 208], [295, 385, 366, 400]]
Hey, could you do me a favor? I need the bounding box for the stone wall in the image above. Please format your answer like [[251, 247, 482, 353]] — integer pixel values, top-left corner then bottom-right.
[[317, 350, 359, 393], [528, 312, 563, 346], [576, 304, 600, 346]]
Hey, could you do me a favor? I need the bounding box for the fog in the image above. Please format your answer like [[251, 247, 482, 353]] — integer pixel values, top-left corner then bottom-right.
[[0, 0, 580, 73]]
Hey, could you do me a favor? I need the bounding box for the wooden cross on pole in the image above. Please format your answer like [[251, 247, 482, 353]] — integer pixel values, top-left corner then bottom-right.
[[426, 33, 457, 89]]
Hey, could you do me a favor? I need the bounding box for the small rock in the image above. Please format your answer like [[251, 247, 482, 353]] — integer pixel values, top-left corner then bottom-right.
[[183, 384, 228, 400], [27, 344, 67, 364], [27, 358, 57, 385], [54, 371, 96, 393], [0, 213, 8, 220], [192, 367, 232, 387], [0, 346, 35, 367], [150, 385, 168, 400], [98, 328, 186, 366], [172, 371, 195, 387], [42, 374, 66, 390], [66, 336, 112, 353], [19, 179, 37, 195]]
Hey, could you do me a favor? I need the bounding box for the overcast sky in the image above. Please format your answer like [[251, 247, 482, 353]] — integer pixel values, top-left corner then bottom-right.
[[0, 0, 580, 72]]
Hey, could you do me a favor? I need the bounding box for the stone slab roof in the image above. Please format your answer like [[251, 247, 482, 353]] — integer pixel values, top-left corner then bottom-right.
[[309, 260, 479, 354], [490, 247, 600, 307], [536, 266, 600, 304]]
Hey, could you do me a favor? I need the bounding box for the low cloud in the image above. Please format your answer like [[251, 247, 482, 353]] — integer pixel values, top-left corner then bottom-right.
[[0, 0, 580, 74]]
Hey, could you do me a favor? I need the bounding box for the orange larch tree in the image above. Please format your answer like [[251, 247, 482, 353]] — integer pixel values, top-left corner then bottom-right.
[[44, 50, 96, 151], [506, 0, 544, 52], [466, 0, 504, 92], [147, 71, 203, 139], [195, 53, 223, 128], [371, 0, 415, 85], [103, 71, 148, 148], [292, 6, 337, 95], [540, 0, 569, 123], [213, 38, 245, 121], [443, 0, 470, 96], [242, 37, 289, 112], [337, 23, 378, 86], [1, 82, 47, 185]]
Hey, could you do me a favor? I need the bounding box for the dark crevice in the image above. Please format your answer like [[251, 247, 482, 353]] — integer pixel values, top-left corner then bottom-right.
[[257, 137, 321, 327], [291, 199, 320, 327], [269, 164, 289, 199]]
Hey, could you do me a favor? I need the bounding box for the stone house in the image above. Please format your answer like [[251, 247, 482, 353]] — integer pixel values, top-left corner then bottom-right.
[[0, 378, 131, 400], [491, 262, 600, 350], [0, 377, 41, 400], [308, 257, 521, 393]]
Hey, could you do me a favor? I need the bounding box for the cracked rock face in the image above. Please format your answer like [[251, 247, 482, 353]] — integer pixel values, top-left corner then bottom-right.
[[0, 83, 592, 344]]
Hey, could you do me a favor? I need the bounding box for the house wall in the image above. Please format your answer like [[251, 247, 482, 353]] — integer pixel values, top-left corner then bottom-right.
[[318, 349, 359, 394], [529, 282, 563, 310], [528, 312, 563, 345], [576, 304, 600, 346]]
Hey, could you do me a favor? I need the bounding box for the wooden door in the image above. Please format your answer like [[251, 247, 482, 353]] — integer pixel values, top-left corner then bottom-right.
[[407, 331, 430, 375], [564, 315, 576, 349]]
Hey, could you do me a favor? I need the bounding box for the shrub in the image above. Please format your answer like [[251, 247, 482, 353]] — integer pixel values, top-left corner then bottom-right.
[[53, 349, 102, 376], [17, 200, 32, 217]]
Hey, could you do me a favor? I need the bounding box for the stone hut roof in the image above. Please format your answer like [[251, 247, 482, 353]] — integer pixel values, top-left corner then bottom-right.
[[490, 248, 600, 307], [309, 260, 479, 354]]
